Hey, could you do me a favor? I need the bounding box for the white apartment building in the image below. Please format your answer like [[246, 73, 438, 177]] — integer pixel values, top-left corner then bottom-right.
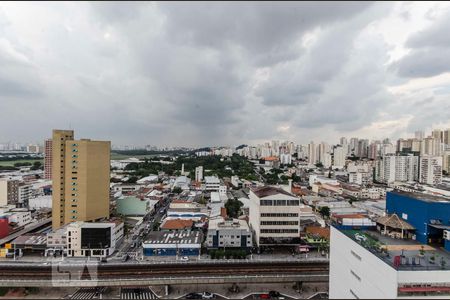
[[66, 221, 124, 257], [333, 146, 346, 169], [280, 153, 292, 165], [248, 186, 301, 246], [347, 162, 373, 186], [28, 195, 52, 209], [443, 150, 450, 173], [419, 156, 442, 185], [308, 142, 317, 165], [321, 152, 332, 168], [421, 137, 442, 156], [195, 166, 203, 182], [377, 154, 418, 184], [7, 211, 32, 227], [204, 176, 221, 192], [206, 217, 253, 249], [18, 184, 32, 208], [349, 172, 372, 186], [330, 226, 450, 299]]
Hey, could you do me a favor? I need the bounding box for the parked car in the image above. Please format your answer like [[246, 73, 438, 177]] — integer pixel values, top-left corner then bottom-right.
[[269, 291, 281, 298], [180, 256, 189, 261], [185, 293, 202, 299], [201, 292, 214, 299], [122, 254, 129, 262]]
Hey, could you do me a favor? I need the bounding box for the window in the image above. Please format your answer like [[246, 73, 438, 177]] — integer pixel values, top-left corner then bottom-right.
[[350, 270, 361, 281], [349, 289, 359, 299], [261, 229, 298, 233], [351, 250, 362, 261], [261, 221, 299, 226]]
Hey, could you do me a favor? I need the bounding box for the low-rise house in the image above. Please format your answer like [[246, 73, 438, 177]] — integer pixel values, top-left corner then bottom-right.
[[160, 219, 194, 232]]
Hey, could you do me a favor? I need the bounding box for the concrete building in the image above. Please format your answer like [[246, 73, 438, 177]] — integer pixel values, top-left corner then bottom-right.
[[44, 139, 52, 180], [7, 211, 32, 227], [204, 176, 221, 192], [206, 217, 253, 249], [66, 221, 123, 257], [195, 166, 203, 182], [386, 191, 450, 248], [28, 195, 52, 209], [330, 226, 450, 299], [248, 186, 301, 246], [116, 196, 158, 216], [18, 184, 32, 208], [376, 154, 418, 184], [0, 179, 19, 206], [308, 142, 317, 166], [52, 129, 110, 229], [333, 146, 346, 169], [419, 156, 443, 185], [143, 231, 203, 256], [443, 150, 450, 173], [280, 153, 292, 165], [421, 137, 442, 156]]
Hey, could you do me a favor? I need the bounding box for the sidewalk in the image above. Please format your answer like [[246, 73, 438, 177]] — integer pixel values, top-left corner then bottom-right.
[[150, 282, 328, 299]]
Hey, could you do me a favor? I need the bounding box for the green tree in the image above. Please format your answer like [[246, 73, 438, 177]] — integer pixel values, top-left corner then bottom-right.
[[173, 186, 182, 194], [225, 198, 243, 218], [126, 176, 138, 183], [319, 206, 330, 218], [30, 161, 42, 170]]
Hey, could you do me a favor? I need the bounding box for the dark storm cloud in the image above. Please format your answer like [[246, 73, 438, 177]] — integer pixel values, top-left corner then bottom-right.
[[1, 2, 449, 146], [394, 10, 450, 78], [159, 2, 373, 66]]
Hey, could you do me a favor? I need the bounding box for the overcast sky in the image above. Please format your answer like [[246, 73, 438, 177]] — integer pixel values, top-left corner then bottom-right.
[[1, 1, 450, 147]]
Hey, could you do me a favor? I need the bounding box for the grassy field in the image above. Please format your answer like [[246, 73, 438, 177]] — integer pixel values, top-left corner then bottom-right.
[[0, 159, 43, 167], [110, 152, 157, 160]]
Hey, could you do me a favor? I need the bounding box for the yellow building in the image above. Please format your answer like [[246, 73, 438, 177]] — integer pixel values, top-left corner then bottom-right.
[[52, 130, 110, 229]]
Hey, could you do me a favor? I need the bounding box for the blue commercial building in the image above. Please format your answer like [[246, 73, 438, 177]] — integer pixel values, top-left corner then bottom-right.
[[142, 230, 203, 256], [386, 191, 450, 251]]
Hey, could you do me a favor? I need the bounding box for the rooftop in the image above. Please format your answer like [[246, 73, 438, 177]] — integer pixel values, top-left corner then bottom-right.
[[143, 230, 203, 245], [251, 186, 295, 198], [338, 227, 450, 271], [390, 190, 450, 203], [208, 217, 249, 230], [11, 233, 47, 246], [160, 219, 194, 230]]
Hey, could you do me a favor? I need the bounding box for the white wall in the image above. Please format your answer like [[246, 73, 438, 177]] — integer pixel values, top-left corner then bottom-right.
[[330, 227, 398, 299]]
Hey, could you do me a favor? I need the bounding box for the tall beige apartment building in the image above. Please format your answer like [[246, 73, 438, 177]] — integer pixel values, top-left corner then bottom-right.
[[52, 129, 110, 229], [44, 139, 52, 180]]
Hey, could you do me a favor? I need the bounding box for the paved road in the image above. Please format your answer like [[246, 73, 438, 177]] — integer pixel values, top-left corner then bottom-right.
[[121, 288, 158, 299], [70, 287, 106, 299], [114, 197, 171, 260]]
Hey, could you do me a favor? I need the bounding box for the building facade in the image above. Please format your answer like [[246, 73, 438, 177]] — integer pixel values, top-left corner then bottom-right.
[[66, 221, 123, 257], [330, 226, 450, 299], [0, 179, 19, 206], [52, 129, 111, 229], [419, 156, 442, 185], [248, 186, 301, 246], [44, 139, 52, 180], [206, 217, 253, 249]]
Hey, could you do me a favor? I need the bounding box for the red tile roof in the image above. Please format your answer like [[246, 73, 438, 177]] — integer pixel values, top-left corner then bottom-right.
[[160, 219, 194, 230]]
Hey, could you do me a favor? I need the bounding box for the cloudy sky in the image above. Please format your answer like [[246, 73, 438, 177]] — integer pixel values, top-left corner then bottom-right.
[[1, 1, 450, 147]]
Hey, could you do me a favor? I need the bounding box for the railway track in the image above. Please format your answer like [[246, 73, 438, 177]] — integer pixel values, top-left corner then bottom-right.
[[0, 261, 329, 279]]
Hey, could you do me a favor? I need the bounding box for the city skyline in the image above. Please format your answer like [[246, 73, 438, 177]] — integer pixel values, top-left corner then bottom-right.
[[1, 2, 450, 147]]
